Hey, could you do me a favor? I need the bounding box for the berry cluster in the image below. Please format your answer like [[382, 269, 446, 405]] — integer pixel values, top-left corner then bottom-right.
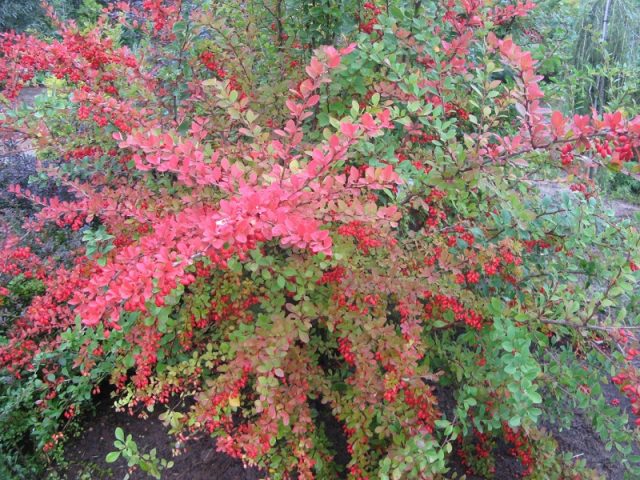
[[357, 2, 382, 34], [560, 143, 574, 166], [503, 425, 534, 476], [338, 337, 356, 366], [408, 132, 438, 144], [337, 221, 383, 254], [614, 134, 634, 161], [522, 239, 551, 253], [593, 139, 612, 158], [423, 291, 484, 329], [612, 368, 640, 426], [317, 266, 346, 285], [199, 51, 227, 79]]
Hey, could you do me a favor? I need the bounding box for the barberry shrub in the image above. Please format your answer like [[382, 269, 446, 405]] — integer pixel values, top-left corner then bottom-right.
[[1, 1, 640, 479]]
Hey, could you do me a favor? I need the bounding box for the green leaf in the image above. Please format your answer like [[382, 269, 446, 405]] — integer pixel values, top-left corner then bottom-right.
[[508, 416, 521, 427], [527, 390, 542, 404], [299, 329, 310, 343], [407, 100, 421, 112], [490, 297, 504, 315], [123, 354, 135, 369], [106, 451, 121, 463]]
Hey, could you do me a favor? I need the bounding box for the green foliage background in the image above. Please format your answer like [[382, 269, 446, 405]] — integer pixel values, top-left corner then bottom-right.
[[0, 0, 95, 33]]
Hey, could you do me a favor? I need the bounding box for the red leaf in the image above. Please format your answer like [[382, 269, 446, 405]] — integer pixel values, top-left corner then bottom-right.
[[305, 57, 324, 79], [551, 111, 565, 137]]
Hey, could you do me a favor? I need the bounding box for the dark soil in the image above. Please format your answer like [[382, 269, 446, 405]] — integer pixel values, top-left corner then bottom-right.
[[548, 382, 637, 480], [432, 384, 633, 480], [54, 393, 263, 480], [435, 385, 524, 480], [51, 381, 634, 480]]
